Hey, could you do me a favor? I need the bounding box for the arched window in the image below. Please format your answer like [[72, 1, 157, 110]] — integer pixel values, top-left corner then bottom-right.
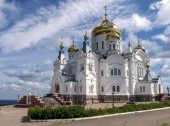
[[80, 85, 83, 92], [96, 42, 98, 50], [74, 86, 77, 92], [89, 63, 92, 71], [118, 69, 121, 75], [110, 69, 113, 75], [90, 84, 94, 93], [101, 86, 104, 92], [140, 87, 142, 92], [114, 68, 117, 75], [113, 44, 115, 49], [143, 86, 145, 92], [109, 45, 111, 50], [112, 86, 115, 92], [159, 84, 161, 93], [102, 41, 104, 49], [117, 86, 120, 92], [66, 86, 68, 92], [101, 70, 104, 76]]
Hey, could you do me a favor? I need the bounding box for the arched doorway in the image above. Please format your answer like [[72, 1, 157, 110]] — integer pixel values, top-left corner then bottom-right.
[[55, 84, 60, 93]]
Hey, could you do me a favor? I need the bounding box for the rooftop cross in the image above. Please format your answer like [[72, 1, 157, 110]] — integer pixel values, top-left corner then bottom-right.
[[104, 5, 107, 20]]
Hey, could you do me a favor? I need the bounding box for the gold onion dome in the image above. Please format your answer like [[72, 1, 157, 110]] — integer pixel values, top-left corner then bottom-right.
[[92, 19, 121, 40], [145, 60, 150, 69], [68, 41, 79, 53], [84, 31, 89, 41], [135, 40, 145, 52]]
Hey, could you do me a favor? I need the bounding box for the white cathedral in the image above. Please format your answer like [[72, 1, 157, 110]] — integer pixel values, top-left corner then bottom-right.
[[51, 8, 163, 104]]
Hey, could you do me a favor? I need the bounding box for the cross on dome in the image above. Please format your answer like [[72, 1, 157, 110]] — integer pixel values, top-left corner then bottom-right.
[[104, 5, 107, 20]]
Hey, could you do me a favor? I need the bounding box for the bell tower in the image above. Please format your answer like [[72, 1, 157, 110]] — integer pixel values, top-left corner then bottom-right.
[[54, 42, 66, 72]]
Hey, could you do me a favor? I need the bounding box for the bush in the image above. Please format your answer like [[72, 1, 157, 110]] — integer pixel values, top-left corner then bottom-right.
[[28, 101, 170, 119]]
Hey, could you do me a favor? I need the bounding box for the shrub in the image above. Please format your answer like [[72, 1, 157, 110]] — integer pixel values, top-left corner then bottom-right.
[[28, 101, 170, 119]]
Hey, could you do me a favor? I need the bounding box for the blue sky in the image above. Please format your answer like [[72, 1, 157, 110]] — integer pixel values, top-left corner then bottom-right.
[[0, 0, 170, 100]]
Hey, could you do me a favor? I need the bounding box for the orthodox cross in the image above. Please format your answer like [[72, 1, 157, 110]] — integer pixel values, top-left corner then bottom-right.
[[104, 5, 107, 20]]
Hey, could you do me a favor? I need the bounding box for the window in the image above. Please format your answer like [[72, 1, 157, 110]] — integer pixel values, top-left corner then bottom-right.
[[102, 41, 104, 49], [96, 42, 98, 50], [140, 87, 142, 92], [91, 78, 93, 83], [117, 86, 120, 92], [80, 85, 82, 92], [114, 68, 117, 75], [89, 63, 92, 71], [112, 86, 115, 92], [74, 86, 77, 92], [118, 69, 121, 75], [110, 69, 113, 75], [89, 84, 94, 93], [101, 86, 104, 92], [101, 70, 104, 76], [159, 85, 161, 93], [113, 44, 115, 49], [109, 45, 111, 50], [113, 68, 121, 76], [143, 86, 145, 92], [66, 86, 68, 92]]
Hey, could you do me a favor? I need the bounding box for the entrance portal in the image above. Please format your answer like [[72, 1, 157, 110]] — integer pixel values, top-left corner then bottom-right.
[[55, 84, 60, 93]]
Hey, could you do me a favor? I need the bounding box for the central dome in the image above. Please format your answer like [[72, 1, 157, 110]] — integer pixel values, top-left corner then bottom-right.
[[92, 19, 121, 40]]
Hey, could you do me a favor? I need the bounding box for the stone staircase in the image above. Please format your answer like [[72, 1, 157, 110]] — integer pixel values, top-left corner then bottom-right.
[[15, 95, 44, 107], [45, 93, 71, 105]]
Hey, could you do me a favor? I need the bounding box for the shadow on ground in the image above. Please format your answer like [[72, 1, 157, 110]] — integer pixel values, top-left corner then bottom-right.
[[21, 116, 30, 122]]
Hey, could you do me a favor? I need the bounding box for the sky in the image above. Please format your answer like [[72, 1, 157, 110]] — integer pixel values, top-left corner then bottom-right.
[[0, 0, 170, 100]]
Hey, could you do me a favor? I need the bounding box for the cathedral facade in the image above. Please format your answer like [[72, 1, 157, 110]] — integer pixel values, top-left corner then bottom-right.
[[51, 10, 163, 104]]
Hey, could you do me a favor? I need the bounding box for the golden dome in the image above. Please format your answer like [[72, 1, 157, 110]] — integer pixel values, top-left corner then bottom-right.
[[92, 19, 121, 40], [145, 60, 150, 69], [68, 41, 79, 53], [135, 40, 145, 52], [84, 31, 89, 41]]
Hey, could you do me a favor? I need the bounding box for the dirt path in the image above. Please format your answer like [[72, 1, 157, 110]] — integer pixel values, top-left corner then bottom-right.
[[0, 106, 53, 126]]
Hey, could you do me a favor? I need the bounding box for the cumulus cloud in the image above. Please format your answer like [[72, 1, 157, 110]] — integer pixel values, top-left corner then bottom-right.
[[0, 61, 53, 97], [115, 13, 152, 33], [150, 0, 170, 25], [152, 25, 170, 43], [0, 0, 136, 53]]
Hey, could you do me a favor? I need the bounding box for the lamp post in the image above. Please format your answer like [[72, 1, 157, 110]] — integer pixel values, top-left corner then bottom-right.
[[69, 84, 72, 105], [112, 92, 114, 107], [167, 86, 170, 96], [17, 94, 20, 102]]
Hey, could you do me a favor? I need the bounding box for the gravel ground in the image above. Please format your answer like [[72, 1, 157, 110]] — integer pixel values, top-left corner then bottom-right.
[[0, 106, 53, 126]]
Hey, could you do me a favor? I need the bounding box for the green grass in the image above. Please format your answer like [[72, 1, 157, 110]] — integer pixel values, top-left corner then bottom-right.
[[28, 101, 170, 119]]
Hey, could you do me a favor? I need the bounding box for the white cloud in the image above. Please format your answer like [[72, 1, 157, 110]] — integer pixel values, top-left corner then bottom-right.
[[152, 25, 170, 43], [0, 0, 134, 53], [150, 0, 170, 25], [152, 34, 169, 42], [115, 13, 152, 33]]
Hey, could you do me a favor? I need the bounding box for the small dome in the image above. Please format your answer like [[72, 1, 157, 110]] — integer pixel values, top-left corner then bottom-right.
[[92, 19, 121, 40], [68, 41, 79, 53], [135, 40, 145, 52]]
